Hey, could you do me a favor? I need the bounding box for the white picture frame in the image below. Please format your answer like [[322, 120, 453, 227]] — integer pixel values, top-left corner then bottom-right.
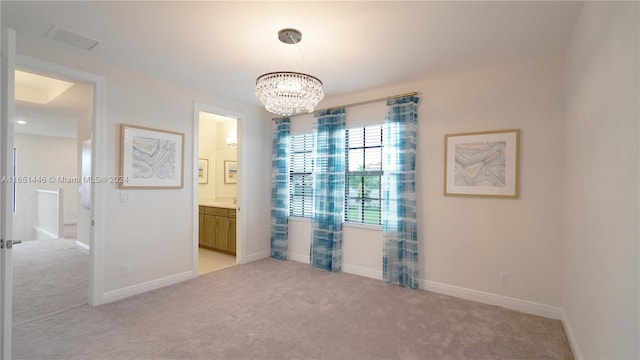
[[198, 158, 208, 184], [224, 160, 237, 184]]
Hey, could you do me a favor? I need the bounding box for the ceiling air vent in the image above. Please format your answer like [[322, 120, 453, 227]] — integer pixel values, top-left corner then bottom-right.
[[45, 26, 100, 51]]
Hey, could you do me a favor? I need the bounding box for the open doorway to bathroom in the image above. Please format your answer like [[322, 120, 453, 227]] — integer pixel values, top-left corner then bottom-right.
[[197, 110, 238, 275]]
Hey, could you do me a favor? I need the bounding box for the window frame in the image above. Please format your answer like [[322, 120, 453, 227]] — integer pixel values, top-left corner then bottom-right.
[[344, 125, 384, 225], [288, 133, 314, 218]]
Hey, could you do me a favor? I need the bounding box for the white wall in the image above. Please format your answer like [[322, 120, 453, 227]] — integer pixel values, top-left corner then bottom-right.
[[198, 114, 217, 203], [14, 36, 272, 302], [564, 2, 640, 359], [13, 134, 78, 240], [287, 54, 566, 314], [198, 115, 238, 204], [76, 106, 92, 247], [241, 109, 272, 258], [214, 119, 237, 202]]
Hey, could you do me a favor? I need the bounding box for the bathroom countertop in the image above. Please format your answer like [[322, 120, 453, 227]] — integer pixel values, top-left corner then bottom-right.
[[199, 202, 237, 209]]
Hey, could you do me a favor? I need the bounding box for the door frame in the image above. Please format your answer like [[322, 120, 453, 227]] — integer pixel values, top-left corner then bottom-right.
[[15, 54, 106, 306], [1, 27, 17, 360], [192, 102, 246, 274]]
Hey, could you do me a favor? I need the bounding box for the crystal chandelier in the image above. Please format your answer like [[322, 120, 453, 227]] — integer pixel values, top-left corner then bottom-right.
[[255, 29, 324, 117]]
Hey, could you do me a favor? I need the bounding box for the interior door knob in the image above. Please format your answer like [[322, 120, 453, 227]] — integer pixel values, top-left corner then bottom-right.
[[6, 239, 22, 249]]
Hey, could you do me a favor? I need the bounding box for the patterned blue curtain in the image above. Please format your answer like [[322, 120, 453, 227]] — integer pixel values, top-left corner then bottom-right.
[[271, 118, 290, 260], [310, 108, 346, 272], [382, 96, 419, 289]]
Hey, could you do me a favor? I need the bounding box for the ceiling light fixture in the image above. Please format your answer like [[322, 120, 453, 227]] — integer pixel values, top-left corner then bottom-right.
[[255, 28, 324, 117]]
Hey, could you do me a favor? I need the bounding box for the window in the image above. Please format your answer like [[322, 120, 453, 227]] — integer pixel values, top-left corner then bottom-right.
[[289, 126, 384, 224], [289, 133, 313, 217], [345, 125, 383, 225]]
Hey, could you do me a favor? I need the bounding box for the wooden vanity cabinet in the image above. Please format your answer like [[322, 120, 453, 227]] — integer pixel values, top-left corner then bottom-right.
[[198, 206, 205, 245], [198, 206, 236, 255], [228, 209, 236, 254]]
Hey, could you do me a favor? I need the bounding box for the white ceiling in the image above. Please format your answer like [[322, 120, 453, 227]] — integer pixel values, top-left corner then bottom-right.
[[2, 1, 583, 110], [14, 77, 93, 139]]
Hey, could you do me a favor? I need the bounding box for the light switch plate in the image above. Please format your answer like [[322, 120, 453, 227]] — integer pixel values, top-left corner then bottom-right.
[[120, 191, 132, 203]]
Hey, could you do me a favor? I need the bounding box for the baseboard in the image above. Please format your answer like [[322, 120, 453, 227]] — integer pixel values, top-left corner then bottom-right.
[[288, 252, 310, 264], [100, 270, 195, 304], [75, 240, 90, 251], [561, 310, 583, 359], [34, 226, 57, 239], [285, 253, 563, 320], [422, 279, 563, 320], [288, 254, 383, 280], [342, 264, 383, 280], [242, 250, 270, 264]]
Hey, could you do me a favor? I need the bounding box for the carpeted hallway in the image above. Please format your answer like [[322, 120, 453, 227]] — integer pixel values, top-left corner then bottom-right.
[[12, 238, 89, 326], [13, 258, 573, 359]]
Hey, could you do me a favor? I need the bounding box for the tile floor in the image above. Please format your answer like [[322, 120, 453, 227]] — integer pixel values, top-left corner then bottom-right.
[[198, 248, 236, 275]]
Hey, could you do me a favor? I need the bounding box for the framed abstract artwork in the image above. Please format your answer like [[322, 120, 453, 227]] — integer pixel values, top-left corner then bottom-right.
[[444, 129, 520, 198], [120, 124, 184, 189]]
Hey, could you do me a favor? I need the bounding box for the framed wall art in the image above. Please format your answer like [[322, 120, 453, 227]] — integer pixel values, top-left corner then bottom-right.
[[224, 160, 237, 184], [444, 129, 520, 198], [198, 158, 208, 184], [120, 124, 184, 189]]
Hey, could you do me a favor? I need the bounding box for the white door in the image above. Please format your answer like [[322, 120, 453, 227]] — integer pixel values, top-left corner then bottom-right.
[[0, 28, 17, 360]]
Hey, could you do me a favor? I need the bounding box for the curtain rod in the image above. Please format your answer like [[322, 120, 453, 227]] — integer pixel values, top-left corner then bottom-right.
[[272, 91, 419, 120]]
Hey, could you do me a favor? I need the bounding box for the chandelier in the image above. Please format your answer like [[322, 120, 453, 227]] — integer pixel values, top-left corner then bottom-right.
[[255, 29, 324, 117]]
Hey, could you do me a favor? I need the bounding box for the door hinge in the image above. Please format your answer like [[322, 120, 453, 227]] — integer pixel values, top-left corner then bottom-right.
[[0, 239, 3, 249]]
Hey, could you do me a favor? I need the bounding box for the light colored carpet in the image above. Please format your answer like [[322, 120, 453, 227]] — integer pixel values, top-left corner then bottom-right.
[[12, 238, 89, 325], [13, 258, 572, 359]]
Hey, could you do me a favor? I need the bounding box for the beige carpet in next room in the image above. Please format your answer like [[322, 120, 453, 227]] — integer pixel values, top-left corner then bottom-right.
[[14, 258, 573, 359], [12, 237, 89, 326]]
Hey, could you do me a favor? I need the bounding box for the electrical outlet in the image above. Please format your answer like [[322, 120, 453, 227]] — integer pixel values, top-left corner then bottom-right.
[[499, 272, 510, 286], [121, 264, 131, 276]]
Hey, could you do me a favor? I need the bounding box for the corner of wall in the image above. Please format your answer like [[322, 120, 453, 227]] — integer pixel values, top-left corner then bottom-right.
[[561, 309, 583, 359]]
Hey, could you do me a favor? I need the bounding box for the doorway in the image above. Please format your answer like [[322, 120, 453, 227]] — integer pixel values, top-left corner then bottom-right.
[[197, 110, 238, 275], [11, 68, 93, 324]]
